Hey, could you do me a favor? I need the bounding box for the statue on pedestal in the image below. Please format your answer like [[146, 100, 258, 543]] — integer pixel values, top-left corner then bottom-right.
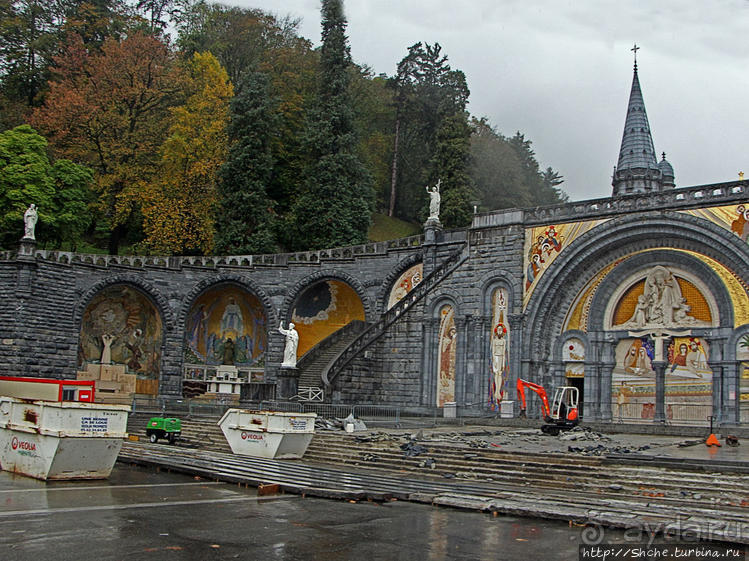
[[426, 179, 441, 222], [23, 204, 37, 240], [278, 322, 299, 368]]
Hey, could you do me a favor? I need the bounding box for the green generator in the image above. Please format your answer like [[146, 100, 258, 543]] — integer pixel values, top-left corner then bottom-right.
[[145, 417, 182, 444]]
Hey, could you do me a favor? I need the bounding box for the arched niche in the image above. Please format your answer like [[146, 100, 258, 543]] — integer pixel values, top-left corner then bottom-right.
[[291, 279, 365, 357], [78, 284, 163, 396], [184, 283, 268, 368], [435, 300, 457, 407], [386, 263, 423, 310]]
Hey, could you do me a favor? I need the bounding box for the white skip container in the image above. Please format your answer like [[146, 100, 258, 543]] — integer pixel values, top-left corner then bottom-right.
[[0, 397, 130, 480], [218, 409, 316, 459]]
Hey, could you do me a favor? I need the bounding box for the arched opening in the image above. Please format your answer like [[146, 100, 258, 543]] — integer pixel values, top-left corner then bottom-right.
[[78, 284, 163, 400], [183, 283, 268, 397], [291, 279, 365, 358]]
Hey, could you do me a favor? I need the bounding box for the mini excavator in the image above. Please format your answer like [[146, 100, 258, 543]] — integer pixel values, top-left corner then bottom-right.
[[516, 378, 579, 436]]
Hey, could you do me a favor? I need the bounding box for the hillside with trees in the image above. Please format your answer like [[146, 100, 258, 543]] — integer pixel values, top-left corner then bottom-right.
[[0, 0, 567, 254]]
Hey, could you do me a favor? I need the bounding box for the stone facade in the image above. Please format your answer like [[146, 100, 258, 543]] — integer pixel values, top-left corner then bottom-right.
[[1, 181, 748, 427]]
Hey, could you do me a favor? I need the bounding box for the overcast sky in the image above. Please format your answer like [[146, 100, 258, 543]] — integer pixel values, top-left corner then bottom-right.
[[228, 0, 749, 202]]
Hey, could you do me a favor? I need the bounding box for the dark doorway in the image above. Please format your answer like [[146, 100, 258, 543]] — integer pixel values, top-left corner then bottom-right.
[[567, 377, 584, 419]]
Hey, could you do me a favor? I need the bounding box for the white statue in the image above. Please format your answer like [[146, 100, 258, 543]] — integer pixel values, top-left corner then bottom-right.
[[491, 324, 508, 401], [101, 333, 115, 364], [23, 204, 38, 240], [426, 179, 441, 221], [278, 322, 299, 368], [620, 266, 701, 329]]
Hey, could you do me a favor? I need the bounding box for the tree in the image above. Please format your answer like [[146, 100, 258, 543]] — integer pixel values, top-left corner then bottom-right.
[[470, 117, 532, 211], [141, 51, 232, 254], [288, 0, 373, 250], [388, 42, 469, 222], [0, 125, 92, 248], [0, 0, 59, 108], [469, 119, 567, 212], [32, 31, 179, 254], [214, 70, 278, 255], [176, 1, 301, 85], [432, 113, 473, 227]]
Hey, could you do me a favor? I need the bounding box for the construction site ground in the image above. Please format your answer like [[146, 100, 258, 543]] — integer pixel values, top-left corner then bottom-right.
[[120, 414, 749, 547]]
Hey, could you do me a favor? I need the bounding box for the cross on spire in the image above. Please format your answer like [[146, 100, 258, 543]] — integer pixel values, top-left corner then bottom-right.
[[631, 43, 640, 69]]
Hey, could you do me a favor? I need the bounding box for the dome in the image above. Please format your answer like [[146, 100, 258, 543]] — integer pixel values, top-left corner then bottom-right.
[[658, 152, 674, 179]]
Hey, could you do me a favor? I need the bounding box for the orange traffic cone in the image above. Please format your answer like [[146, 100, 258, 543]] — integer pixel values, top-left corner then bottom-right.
[[705, 433, 722, 447]]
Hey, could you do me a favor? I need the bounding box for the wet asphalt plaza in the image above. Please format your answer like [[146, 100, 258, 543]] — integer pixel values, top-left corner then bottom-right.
[[0, 462, 744, 561], [0, 463, 610, 561]]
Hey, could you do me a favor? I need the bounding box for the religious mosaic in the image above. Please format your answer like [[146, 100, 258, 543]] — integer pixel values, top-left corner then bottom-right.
[[739, 335, 749, 419], [563, 338, 585, 379], [611, 265, 712, 330], [184, 285, 267, 367], [488, 288, 509, 410], [292, 280, 365, 357], [437, 304, 457, 407], [523, 219, 608, 308], [611, 336, 712, 423], [387, 264, 423, 309], [78, 284, 163, 394], [680, 203, 749, 244]]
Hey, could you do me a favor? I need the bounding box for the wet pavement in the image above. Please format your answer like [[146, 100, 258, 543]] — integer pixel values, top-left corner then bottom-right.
[[0, 464, 680, 561]]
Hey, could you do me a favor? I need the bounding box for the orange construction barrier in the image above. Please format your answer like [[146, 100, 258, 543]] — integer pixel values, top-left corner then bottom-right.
[[705, 433, 722, 447]]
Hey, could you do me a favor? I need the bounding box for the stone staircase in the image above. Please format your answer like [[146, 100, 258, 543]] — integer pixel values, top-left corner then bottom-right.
[[297, 337, 359, 390], [295, 320, 366, 395]]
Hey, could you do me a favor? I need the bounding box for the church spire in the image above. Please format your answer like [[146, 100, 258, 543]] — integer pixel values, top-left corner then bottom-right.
[[612, 45, 673, 196]]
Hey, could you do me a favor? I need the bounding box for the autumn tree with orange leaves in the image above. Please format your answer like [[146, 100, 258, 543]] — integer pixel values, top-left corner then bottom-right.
[[32, 31, 180, 254]]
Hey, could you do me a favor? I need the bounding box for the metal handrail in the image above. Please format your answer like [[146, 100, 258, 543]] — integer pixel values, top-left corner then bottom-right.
[[322, 244, 468, 389]]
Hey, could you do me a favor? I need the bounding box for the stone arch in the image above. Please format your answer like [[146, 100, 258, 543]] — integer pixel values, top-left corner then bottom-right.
[[74, 274, 172, 330], [75, 276, 169, 396], [426, 287, 464, 316], [281, 270, 372, 359], [281, 269, 373, 322], [523, 212, 749, 364], [588, 250, 731, 332], [479, 269, 520, 314], [179, 274, 276, 333], [376, 252, 423, 313], [727, 325, 749, 362], [552, 330, 590, 362], [179, 276, 275, 382]]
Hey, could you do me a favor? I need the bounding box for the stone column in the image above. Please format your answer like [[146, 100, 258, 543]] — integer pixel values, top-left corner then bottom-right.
[[599, 340, 617, 422], [584, 360, 600, 422], [653, 361, 667, 423], [507, 313, 524, 409]]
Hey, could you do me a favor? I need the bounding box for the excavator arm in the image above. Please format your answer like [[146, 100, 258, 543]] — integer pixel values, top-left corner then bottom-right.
[[516, 378, 551, 418]]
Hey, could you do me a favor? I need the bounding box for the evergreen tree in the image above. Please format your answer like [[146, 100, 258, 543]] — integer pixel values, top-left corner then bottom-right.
[[433, 112, 473, 227], [289, 0, 373, 250], [388, 42, 469, 222], [214, 70, 278, 255]]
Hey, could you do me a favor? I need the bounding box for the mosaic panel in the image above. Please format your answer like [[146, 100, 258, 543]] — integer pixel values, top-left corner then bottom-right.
[[437, 304, 456, 407], [523, 219, 608, 309], [184, 285, 267, 366], [79, 285, 163, 392], [387, 264, 423, 310], [292, 280, 365, 357], [488, 288, 509, 410]]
